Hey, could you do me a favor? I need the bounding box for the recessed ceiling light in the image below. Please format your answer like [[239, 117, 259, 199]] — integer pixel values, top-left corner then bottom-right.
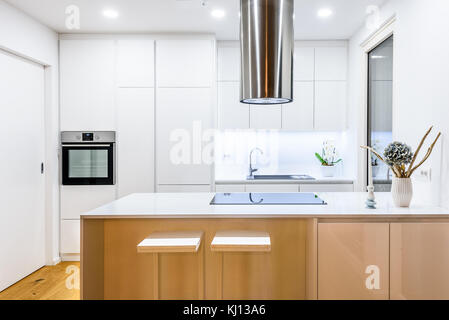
[[211, 9, 226, 19], [317, 8, 333, 18], [103, 9, 119, 19]]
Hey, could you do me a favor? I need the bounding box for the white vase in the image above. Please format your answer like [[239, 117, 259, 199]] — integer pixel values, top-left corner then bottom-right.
[[391, 177, 413, 207], [321, 165, 336, 177]]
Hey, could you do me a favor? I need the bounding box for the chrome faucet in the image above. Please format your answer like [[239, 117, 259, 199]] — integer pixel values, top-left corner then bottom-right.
[[248, 148, 264, 178]]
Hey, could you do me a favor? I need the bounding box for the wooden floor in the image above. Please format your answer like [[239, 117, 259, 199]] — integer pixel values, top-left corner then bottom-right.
[[0, 262, 80, 300]]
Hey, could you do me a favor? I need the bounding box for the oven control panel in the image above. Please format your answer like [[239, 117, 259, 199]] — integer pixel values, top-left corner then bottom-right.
[[61, 131, 116, 144]]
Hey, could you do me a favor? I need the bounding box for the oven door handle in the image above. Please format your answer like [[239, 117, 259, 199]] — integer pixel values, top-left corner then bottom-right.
[[62, 144, 112, 147]]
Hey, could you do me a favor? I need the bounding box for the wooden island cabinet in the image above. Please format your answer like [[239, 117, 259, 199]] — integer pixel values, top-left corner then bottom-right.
[[81, 193, 449, 300]]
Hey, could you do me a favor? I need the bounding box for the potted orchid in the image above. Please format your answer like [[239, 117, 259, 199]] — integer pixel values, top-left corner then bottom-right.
[[362, 126, 441, 207], [315, 140, 342, 177]]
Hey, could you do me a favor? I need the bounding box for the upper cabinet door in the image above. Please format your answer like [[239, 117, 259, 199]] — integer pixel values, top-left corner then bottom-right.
[[117, 88, 155, 197], [218, 82, 249, 129], [318, 223, 390, 300], [60, 40, 115, 131], [156, 88, 213, 185], [218, 44, 240, 81], [117, 40, 155, 87], [250, 105, 282, 130], [315, 47, 347, 81], [156, 40, 214, 87], [294, 46, 314, 81], [282, 82, 314, 131], [314, 81, 346, 131]]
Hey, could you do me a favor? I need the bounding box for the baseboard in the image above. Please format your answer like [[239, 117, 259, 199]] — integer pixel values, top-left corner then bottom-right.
[[52, 256, 62, 265], [61, 253, 80, 262]]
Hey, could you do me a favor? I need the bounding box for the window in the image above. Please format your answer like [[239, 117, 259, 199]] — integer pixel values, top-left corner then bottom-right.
[[367, 35, 393, 191]]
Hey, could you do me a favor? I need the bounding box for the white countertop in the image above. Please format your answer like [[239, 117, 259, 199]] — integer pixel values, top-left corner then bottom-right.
[[83, 192, 449, 219]]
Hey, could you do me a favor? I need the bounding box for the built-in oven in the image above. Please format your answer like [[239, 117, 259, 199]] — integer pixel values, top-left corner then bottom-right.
[[61, 131, 116, 185]]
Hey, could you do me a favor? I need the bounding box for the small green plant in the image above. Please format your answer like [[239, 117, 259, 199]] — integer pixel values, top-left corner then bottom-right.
[[315, 141, 342, 167]]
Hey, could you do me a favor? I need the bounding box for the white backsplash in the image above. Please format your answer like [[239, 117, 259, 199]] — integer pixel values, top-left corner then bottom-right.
[[215, 130, 355, 180]]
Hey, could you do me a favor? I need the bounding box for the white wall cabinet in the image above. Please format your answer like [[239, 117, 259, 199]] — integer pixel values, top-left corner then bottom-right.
[[250, 105, 282, 129], [156, 39, 214, 87], [117, 40, 155, 87], [156, 88, 213, 185], [216, 41, 347, 131], [315, 47, 347, 81], [117, 88, 155, 197], [314, 81, 347, 131], [60, 40, 116, 131], [218, 82, 249, 129], [294, 46, 315, 81], [218, 44, 240, 81], [282, 82, 314, 131]]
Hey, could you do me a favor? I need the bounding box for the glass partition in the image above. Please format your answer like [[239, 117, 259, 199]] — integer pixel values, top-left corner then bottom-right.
[[368, 36, 393, 191]]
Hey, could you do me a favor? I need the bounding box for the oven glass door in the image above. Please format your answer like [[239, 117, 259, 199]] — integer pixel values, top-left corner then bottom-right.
[[62, 144, 114, 185]]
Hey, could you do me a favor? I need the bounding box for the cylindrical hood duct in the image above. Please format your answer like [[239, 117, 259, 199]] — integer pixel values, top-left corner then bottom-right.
[[240, 0, 294, 105]]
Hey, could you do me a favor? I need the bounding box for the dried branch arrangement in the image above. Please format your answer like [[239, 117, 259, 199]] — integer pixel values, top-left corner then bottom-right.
[[361, 126, 441, 178]]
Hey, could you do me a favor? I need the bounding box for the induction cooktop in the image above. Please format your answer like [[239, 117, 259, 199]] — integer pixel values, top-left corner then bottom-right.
[[210, 193, 327, 205]]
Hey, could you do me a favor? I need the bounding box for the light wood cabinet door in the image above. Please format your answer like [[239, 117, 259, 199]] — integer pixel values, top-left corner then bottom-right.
[[318, 223, 390, 300], [390, 223, 449, 300]]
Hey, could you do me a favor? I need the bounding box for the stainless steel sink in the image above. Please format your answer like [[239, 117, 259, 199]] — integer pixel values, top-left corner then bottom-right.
[[247, 174, 315, 181]]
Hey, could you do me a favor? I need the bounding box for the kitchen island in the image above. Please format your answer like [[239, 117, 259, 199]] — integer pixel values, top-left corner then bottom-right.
[[81, 192, 449, 300]]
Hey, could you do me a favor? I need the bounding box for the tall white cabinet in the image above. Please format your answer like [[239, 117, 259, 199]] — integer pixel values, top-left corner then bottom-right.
[[155, 39, 215, 192], [216, 41, 348, 131], [59, 36, 216, 260], [116, 39, 156, 197]]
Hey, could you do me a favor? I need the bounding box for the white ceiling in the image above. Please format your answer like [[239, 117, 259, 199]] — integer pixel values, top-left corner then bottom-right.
[[5, 0, 386, 40]]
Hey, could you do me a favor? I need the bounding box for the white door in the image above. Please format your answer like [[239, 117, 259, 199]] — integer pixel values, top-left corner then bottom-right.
[[0, 50, 46, 291]]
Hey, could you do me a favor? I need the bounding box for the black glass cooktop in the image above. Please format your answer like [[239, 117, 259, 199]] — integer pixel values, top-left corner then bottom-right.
[[210, 193, 327, 205]]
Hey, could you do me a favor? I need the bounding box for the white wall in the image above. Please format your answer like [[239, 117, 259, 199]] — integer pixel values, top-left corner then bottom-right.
[[0, 0, 60, 264], [348, 0, 449, 206]]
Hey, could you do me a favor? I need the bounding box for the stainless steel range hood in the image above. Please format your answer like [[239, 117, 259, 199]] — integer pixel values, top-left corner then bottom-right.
[[240, 0, 294, 105]]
